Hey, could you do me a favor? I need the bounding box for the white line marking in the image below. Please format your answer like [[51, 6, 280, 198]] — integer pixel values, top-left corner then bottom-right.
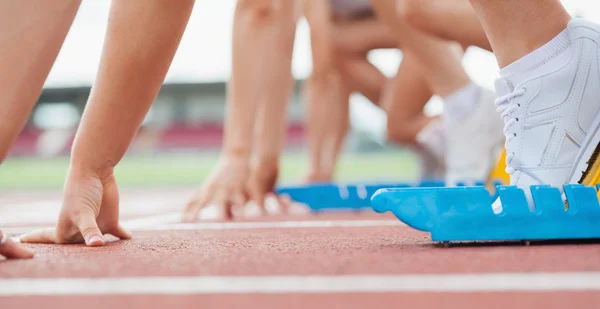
[[2, 219, 405, 236], [122, 213, 183, 229], [142, 219, 405, 231], [0, 273, 599, 295]]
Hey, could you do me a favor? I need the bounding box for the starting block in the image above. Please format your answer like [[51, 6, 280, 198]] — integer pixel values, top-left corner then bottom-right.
[[370, 184, 600, 242], [275, 182, 411, 211], [275, 180, 504, 211]]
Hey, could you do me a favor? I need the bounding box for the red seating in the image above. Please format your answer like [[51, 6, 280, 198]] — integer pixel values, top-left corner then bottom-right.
[[9, 122, 306, 156], [9, 128, 42, 156]]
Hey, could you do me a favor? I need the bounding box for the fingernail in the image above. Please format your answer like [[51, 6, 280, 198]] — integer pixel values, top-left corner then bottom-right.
[[86, 235, 104, 246]]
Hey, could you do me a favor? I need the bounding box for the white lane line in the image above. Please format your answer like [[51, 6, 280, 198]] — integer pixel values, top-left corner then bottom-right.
[[0, 195, 188, 227], [1, 273, 599, 296], [144, 219, 405, 231], [122, 213, 183, 229], [2, 219, 405, 236]]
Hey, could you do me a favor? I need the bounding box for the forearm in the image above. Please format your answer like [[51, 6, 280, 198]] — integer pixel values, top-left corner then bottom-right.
[[303, 0, 335, 79], [223, 0, 277, 159], [254, 1, 298, 164], [0, 0, 80, 162], [70, 0, 195, 176]]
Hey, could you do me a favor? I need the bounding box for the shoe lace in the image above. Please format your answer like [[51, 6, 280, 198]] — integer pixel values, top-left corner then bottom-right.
[[494, 88, 526, 175]]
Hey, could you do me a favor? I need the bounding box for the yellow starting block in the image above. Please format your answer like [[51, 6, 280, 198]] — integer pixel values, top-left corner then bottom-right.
[[579, 144, 600, 199], [486, 148, 509, 192], [486, 147, 600, 200]]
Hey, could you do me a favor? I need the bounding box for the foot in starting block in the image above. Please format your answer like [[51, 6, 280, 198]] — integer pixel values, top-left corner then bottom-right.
[[370, 184, 600, 242], [275, 180, 504, 211]]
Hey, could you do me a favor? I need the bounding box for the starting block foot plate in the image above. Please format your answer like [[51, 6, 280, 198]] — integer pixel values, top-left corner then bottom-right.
[[370, 184, 600, 242], [276, 180, 503, 211]]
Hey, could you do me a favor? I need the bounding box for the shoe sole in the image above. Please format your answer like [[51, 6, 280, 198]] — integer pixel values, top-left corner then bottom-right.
[[570, 109, 600, 187]]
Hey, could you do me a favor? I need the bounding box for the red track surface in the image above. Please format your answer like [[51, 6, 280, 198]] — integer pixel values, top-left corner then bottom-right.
[[1, 188, 600, 308]]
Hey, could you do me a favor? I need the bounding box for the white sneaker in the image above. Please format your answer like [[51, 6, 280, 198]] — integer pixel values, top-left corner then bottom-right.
[[492, 19, 600, 212], [418, 146, 446, 180], [416, 118, 446, 180], [445, 86, 505, 185]]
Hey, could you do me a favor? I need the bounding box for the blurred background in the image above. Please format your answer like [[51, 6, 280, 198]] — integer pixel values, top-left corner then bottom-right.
[[1, 0, 595, 191]]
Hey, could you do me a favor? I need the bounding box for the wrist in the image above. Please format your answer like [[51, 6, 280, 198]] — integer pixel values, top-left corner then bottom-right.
[[305, 167, 334, 183], [222, 144, 251, 160], [254, 153, 280, 169], [67, 158, 115, 184], [69, 152, 116, 182], [251, 158, 279, 184]]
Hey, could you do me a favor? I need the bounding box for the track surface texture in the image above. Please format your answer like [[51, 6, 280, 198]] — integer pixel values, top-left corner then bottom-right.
[[1, 187, 600, 308]]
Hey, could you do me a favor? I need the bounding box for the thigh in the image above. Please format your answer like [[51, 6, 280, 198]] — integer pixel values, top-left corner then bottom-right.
[[331, 16, 398, 55], [401, 0, 491, 51]]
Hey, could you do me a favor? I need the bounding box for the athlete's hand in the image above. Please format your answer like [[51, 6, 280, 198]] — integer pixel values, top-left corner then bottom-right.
[[246, 160, 292, 215], [0, 229, 35, 259], [301, 170, 334, 184], [183, 155, 250, 222], [20, 169, 131, 247]]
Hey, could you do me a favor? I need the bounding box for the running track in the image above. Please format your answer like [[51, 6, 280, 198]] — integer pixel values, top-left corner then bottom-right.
[[1, 187, 600, 308]]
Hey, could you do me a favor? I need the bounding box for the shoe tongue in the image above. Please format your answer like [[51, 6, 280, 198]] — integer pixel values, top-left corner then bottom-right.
[[494, 78, 514, 97]]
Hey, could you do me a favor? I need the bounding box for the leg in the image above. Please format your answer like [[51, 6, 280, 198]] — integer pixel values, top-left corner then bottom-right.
[[0, 0, 81, 163], [372, 0, 506, 184], [302, 5, 398, 181], [381, 51, 446, 179], [468, 0, 570, 68], [370, 0, 470, 97], [304, 4, 440, 180], [400, 0, 491, 51], [21, 0, 195, 246], [333, 23, 435, 144], [334, 53, 385, 104], [382, 52, 434, 145], [330, 17, 396, 104], [467, 1, 600, 210]]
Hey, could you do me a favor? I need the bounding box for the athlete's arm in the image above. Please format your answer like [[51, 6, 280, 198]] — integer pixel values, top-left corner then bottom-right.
[[0, 0, 80, 163], [21, 0, 195, 246]]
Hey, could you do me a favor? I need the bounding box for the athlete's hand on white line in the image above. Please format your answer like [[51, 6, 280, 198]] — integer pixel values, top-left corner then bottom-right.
[[0, 229, 35, 259], [246, 160, 292, 215], [183, 155, 251, 222], [20, 170, 131, 247]]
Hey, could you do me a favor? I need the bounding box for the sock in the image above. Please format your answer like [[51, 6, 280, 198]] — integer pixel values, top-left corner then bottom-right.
[[442, 82, 481, 126], [499, 25, 571, 87]]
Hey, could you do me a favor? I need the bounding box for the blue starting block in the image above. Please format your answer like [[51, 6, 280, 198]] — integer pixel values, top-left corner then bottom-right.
[[275, 180, 503, 211], [370, 184, 600, 242], [275, 182, 411, 211]]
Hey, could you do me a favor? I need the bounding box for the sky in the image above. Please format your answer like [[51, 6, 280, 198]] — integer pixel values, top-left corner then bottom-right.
[[43, 0, 600, 92]]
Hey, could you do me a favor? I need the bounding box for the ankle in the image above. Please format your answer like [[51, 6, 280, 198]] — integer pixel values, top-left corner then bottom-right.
[[496, 12, 571, 68]]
